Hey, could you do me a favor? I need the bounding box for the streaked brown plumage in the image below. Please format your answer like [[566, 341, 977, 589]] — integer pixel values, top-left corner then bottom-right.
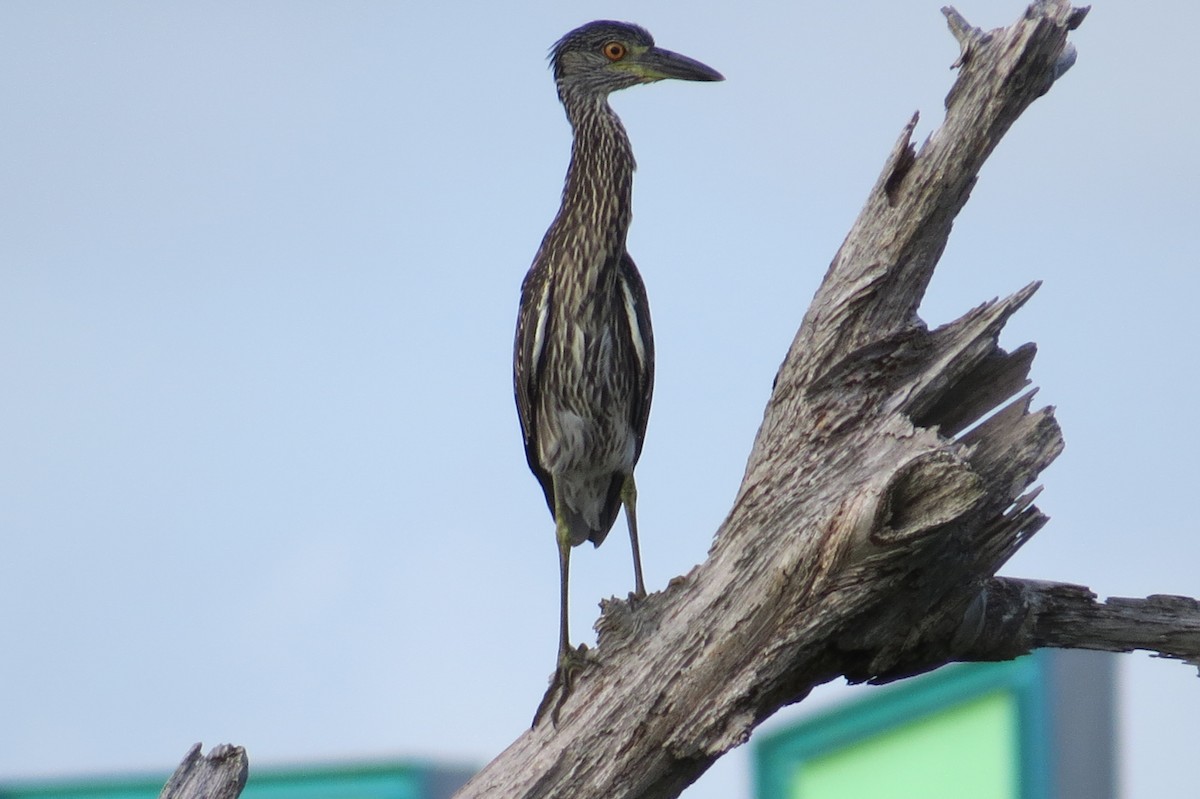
[[513, 20, 722, 725]]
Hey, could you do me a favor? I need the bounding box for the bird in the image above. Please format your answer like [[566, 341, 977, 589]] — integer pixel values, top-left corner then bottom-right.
[[512, 20, 722, 725]]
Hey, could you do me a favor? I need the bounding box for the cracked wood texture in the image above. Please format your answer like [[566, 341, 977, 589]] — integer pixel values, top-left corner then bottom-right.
[[452, 3, 1192, 798], [159, 744, 248, 799]]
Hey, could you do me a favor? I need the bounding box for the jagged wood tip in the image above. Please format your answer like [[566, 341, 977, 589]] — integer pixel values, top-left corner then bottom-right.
[[159, 743, 248, 799]]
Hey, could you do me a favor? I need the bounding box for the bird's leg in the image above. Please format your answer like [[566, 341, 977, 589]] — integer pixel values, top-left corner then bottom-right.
[[555, 508, 573, 666], [621, 473, 647, 599], [532, 486, 588, 727]]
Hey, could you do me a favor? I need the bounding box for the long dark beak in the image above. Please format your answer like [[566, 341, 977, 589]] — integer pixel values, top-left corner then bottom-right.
[[638, 46, 724, 82]]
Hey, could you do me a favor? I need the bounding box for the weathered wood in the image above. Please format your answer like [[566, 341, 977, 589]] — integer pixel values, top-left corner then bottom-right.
[[450, 3, 1197, 799], [455, 3, 1080, 796], [963, 578, 1200, 667], [159, 744, 248, 799]]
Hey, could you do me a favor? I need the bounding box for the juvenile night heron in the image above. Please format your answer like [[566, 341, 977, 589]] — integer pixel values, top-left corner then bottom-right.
[[513, 20, 722, 724]]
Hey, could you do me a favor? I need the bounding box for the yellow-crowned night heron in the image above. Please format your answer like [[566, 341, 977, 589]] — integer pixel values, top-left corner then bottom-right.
[[513, 20, 722, 724]]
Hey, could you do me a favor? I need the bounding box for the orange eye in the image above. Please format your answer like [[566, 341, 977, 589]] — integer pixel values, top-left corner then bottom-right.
[[602, 41, 627, 61]]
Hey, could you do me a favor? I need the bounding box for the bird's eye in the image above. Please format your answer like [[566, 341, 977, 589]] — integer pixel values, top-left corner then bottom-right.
[[602, 42, 627, 61]]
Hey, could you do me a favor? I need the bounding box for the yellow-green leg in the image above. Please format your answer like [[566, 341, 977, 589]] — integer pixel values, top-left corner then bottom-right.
[[622, 474, 646, 598], [554, 499, 573, 667], [532, 482, 588, 727]]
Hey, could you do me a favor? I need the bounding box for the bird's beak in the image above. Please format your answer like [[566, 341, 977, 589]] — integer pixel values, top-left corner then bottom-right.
[[631, 46, 724, 83]]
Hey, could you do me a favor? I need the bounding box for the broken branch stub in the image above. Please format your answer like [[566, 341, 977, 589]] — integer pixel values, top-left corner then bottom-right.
[[159, 744, 248, 799]]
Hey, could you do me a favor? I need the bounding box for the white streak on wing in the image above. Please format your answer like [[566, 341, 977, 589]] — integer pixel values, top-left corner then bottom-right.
[[570, 322, 584, 371], [620, 277, 645, 371], [530, 279, 550, 379]]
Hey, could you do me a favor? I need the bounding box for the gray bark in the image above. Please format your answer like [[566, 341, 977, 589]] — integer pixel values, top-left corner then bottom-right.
[[956, 579, 1200, 669], [159, 744, 248, 799]]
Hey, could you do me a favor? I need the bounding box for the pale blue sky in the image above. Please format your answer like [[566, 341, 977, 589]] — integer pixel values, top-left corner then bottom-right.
[[2, 2, 1197, 797]]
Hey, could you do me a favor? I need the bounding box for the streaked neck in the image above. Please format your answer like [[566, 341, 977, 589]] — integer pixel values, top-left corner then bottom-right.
[[557, 93, 636, 254]]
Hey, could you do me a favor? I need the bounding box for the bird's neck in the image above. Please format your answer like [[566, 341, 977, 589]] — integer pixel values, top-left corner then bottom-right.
[[556, 96, 636, 256]]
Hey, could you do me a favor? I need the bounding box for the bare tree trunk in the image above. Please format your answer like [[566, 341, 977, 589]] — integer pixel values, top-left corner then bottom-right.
[[450, 2, 1197, 798]]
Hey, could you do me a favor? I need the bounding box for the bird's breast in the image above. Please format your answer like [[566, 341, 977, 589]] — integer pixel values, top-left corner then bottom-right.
[[535, 291, 638, 477]]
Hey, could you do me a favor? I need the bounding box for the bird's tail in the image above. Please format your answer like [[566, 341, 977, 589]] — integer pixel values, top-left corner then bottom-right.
[[561, 505, 598, 548], [560, 473, 624, 548]]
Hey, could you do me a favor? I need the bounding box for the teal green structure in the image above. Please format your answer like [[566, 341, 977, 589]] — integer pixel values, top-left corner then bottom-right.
[[0, 760, 473, 799], [754, 650, 1115, 799]]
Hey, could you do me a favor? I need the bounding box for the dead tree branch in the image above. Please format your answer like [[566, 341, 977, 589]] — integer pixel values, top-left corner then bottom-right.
[[445, 2, 1192, 797], [960, 579, 1200, 667], [454, 3, 1098, 797], [159, 744, 248, 799]]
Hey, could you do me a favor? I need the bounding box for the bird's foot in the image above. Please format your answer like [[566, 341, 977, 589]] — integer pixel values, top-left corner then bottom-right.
[[532, 644, 591, 728]]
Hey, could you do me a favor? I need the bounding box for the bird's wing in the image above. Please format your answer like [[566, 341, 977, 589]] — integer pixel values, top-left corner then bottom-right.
[[513, 261, 556, 512], [619, 254, 655, 461]]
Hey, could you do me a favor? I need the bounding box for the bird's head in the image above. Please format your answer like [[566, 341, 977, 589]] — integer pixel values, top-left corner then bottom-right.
[[550, 21, 723, 100]]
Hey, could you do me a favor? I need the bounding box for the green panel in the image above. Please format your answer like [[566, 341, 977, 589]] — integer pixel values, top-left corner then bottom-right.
[[0, 763, 427, 799], [244, 766, 423, 799], [0, 776, 162, 799], [754, 655, 1052, 799], [792, 691, 1018, 799]]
